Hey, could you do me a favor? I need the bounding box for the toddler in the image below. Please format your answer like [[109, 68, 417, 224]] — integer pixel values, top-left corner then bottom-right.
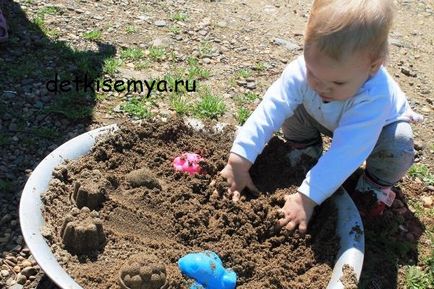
[[221, 0, 422, 233]]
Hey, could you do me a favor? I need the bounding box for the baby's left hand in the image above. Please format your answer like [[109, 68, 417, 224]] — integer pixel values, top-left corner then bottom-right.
[[276, 193, 317, 234]]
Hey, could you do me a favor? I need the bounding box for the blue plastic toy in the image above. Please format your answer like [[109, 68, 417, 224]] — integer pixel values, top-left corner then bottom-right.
[[178, 251, 237, 289]]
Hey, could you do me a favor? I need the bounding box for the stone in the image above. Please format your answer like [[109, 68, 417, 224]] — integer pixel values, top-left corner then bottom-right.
[[21, 266, 37, 277], [246, 82, 256, 89], [421, 196, 433, 208], [272, 38, 300, 51], [154, 20, 167, 27], [0, 270, 9, 277], [16, 274, 27, 285], [151, 37, 172, 48], [414, 140, 424, 151]]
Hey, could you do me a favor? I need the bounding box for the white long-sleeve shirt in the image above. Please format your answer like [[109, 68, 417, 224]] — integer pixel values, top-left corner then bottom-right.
[[231, 55, 415, 205]]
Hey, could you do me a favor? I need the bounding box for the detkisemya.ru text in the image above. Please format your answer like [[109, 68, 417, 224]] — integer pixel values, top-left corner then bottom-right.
[[45, 73, 197, 97]]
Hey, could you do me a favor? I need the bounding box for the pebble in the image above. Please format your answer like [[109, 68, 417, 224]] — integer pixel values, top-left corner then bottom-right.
[[1, 269, 9, 277], [426, 185, 434, 192], [16, 273, 27, 285], [21, 266, 37, 277], [273, 38, 300, 51], [13, 265, 21, 273], [216, 21, 227, 28], [21, 260, 32, 268], [10, 284, 24, 289], [154, 20, 167, 27], [421, 196, 433, 208], [414, 140, 424, 151], [246, 82, 256, 89]]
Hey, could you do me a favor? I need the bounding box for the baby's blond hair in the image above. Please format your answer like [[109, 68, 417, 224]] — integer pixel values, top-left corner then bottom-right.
[[305, 0, 394, 61]]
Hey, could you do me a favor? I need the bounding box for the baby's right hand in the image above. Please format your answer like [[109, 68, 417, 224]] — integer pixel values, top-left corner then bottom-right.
[[220, 153, 258, 201]]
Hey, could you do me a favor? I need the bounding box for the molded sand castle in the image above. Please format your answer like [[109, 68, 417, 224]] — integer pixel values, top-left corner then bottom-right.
[[20, 118, 363, 289]]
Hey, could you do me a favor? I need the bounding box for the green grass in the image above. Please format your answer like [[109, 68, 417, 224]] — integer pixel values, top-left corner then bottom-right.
[[46, 92, 94, 120], [404, 259, 433, 289], [199, 41, 213, 57], [236, 68, 252, 79], [171, 11, 188, 21], [235, 107, 251, 125], [0, 179, 13, 193], [148, 47, 166, 62], [125, 25, 137, 34], [188, 65, 210, 80], [121, 98, 151, 119], [254, 61, 267, 71], [235, 92, 260, 105], [38, 6, 59, 15], [103, 57, 122, 75], [0, 134, 10, 146], [193, 90, 226, 119], [170, 94, 190, 115], [83, 30, 102, 41], [32, 127, 60, 140], [135, 60, 151, 70], [408, 164, 434, 186], [120, 48, 145, 60], [170, 25, 181, 34]]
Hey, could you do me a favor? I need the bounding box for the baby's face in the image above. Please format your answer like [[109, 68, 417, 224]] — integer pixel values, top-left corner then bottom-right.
[[304, 44, 380, 102]]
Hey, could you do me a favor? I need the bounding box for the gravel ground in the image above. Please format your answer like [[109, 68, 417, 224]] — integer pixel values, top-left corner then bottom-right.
[[0, 0, 433, 288]]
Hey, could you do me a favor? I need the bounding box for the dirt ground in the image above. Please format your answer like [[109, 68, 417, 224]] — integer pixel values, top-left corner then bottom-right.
[[0, 0, 433, 288], [41, 119, 339, 289]]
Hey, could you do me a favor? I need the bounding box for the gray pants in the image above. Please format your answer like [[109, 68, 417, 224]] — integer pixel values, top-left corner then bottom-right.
[[282, 105, 415, 187]]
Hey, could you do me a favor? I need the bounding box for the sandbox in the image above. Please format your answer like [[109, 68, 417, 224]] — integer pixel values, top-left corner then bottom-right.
[[20, 118, 364, 289]]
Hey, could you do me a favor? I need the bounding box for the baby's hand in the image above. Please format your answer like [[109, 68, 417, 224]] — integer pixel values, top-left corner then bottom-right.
[[276, 193, 317, 234], [220, 153, 258, 201]]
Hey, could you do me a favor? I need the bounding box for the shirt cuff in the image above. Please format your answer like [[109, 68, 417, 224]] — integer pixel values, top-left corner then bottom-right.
[[297, 179, 325, 205], [230, 143, 258, 164]]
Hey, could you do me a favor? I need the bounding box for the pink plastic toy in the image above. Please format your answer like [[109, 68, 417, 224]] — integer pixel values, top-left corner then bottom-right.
[[173, 153, 203, 175]]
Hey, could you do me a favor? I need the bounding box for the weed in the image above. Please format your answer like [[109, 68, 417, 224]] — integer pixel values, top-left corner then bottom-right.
[[120, 48, 145, 60], [404, 264, 433, 289], [254, 61, 267, 71], [135, 60, 151, 70], [187, 57, 199, 66], [235, 107, 252, 125], [170, 25, 181, 34], [199, 41, 213, 57], [38, 6, 59, 15], [103, 57, 122, 75], [171, 11, 188, 21], [46, 91, 93, 120], [0, 134, 10, 146], [234, 92, 260, 106], [170, 94, 190, 115], [408, 164, 434, 186], [193, 89, 226, 119], [0, 179, 13, 193], [236, 68, 252, 79], [125, 25, 137, 34], [32, 127, 60, 140], [188, 65, 210, 80], [83, 30, 102, 41], [148, 47, 166, 62], [121, 98, 151, 119]]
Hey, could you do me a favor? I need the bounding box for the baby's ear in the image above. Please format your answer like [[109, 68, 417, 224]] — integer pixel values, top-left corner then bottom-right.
[[369, 57, 384, 75]]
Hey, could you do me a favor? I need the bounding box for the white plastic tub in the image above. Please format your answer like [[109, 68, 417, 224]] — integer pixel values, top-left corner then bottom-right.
[[19, 123, 364, 289]]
